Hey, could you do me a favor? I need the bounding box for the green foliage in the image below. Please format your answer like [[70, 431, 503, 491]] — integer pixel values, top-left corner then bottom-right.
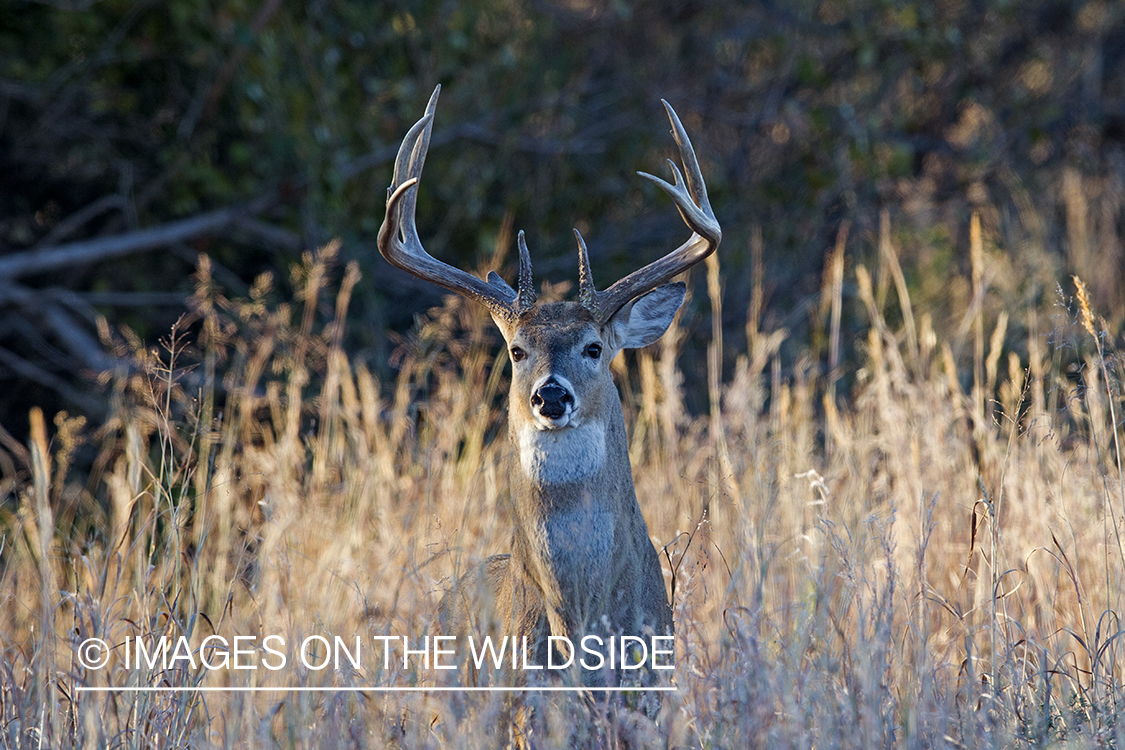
[[1, 0, 1124, 425]]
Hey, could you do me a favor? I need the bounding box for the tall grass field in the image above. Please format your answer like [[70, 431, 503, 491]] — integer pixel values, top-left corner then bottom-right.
[[2, 221, 1125, 748]]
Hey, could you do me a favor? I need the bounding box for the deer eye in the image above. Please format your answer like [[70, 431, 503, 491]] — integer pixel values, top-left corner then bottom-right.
[[510, 346, 526, 362], [584, 343, 602, 359]]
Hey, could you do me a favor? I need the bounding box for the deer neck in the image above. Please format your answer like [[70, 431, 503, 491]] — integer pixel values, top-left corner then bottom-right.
[[507, 405, 644, 623]]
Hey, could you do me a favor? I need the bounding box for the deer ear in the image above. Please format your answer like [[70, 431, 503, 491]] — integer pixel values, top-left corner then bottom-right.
[[607, 282, 687, 351]]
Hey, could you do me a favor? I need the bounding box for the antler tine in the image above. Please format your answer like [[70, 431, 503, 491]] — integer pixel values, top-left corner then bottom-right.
[[378, 85, 525, 321], [515, 230, 537, 313], [578, 100, 722, 323], [575, 228, 596, 310]]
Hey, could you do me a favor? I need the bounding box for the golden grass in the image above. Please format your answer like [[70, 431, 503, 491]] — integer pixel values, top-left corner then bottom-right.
[[2, 241, 1124, 748]]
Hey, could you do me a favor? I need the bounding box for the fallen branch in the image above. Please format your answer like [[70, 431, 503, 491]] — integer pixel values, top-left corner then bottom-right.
[[72, 291, 188, 307], [32, 194, 128, 249], [0, 346, 104, 414], [0, 194, 275, 279], [40, 305, 116, 372]]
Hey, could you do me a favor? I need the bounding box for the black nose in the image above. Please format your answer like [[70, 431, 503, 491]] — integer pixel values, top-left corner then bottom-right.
[[531, 382, 573, 419]]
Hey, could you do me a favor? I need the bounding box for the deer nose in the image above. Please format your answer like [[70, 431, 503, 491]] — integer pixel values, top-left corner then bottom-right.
[[531, 382, 573, 419]]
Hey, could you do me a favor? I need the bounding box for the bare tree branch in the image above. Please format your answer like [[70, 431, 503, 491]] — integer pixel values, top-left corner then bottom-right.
[[74, 291, 188, 307], [0, 419, 31, 470], [0, 346, 104, 414], [40, 305, 116, 371], [0, 194, 275, 279], [230, 217, 302, 252], [33, 194, 128, 249]]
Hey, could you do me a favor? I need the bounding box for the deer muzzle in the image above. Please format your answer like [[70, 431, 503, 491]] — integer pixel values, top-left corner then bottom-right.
[[531, 380, 574, 421]]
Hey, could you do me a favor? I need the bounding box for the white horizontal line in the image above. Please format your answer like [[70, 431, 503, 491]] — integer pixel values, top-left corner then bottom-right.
[[74, 686, 676, 693]]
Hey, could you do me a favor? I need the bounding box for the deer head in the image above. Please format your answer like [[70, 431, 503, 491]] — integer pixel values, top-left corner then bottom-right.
[[379, 86, 719, 482]]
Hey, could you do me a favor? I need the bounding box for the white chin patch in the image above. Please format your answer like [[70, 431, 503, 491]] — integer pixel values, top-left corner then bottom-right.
[[518, 421, 606, 484], [533, 412, 572, 430]]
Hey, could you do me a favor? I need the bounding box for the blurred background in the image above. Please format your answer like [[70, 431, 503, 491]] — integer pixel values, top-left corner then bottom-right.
[[1, 0, 1123, 440]]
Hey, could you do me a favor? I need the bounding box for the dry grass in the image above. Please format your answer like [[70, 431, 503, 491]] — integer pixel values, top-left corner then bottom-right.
[[2, 234, 1125, 749]]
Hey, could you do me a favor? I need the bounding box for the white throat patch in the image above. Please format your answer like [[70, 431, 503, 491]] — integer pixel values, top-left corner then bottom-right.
[[518, 421, 606, 484]]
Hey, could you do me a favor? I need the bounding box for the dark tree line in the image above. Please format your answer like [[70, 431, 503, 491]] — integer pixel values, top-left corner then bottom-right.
[[2, 0, 1124, 438]]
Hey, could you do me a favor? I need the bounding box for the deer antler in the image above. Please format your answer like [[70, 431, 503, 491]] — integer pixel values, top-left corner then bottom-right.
[[576, 100, 721, 323], [377, 85, 536, 322]]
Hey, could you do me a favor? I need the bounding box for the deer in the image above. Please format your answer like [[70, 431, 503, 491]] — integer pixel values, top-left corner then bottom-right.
[[377, 86, 720, 691]]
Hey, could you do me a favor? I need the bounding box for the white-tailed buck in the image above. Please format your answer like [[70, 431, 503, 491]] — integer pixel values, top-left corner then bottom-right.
[[378, 86, 720, 685]]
